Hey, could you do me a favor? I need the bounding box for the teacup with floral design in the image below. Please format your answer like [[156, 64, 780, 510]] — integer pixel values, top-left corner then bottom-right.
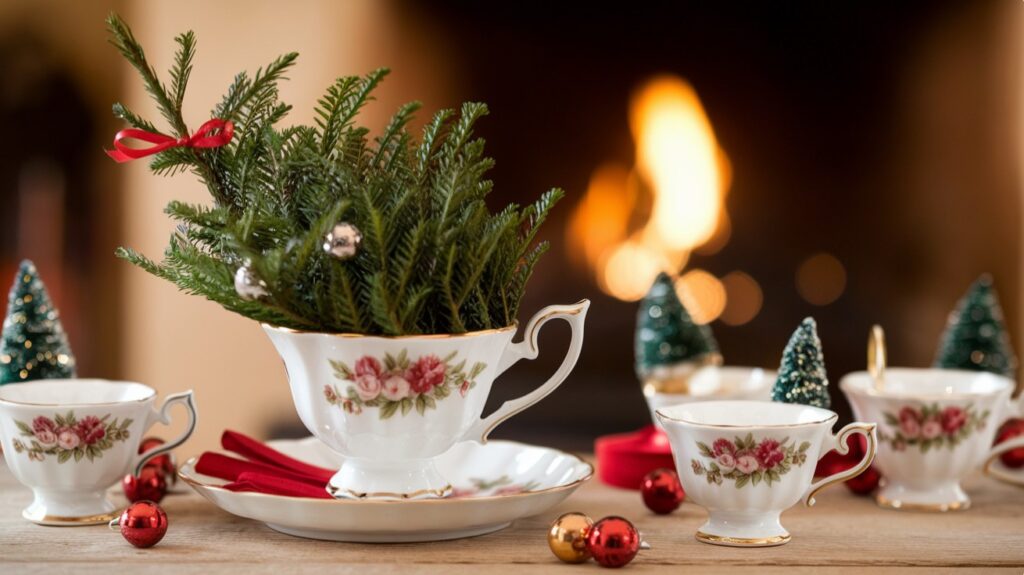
[[263, 300, 589, 500], [657, 400, 877, 547], [841, 368, 1024, 511], [0, 379, 196, 525]]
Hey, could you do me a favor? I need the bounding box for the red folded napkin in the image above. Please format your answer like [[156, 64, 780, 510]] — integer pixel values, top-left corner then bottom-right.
[[195, 431, 335, 499], [225, 472, 333, 499]]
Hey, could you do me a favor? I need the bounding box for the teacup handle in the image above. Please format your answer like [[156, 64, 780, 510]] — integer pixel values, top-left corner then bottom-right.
[[983, 395, 1024, 486], [131, 390, 198, 476], [460, 300, 590, 444], [803, 422, 877, 506]]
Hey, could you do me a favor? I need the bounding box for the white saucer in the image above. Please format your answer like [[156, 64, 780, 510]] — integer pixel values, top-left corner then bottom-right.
[[179, 437, 593, 542], [985, 456, 1024, 488]]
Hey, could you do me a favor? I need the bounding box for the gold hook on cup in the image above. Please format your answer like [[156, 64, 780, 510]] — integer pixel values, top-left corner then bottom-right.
[[868, 325, 886, 391]]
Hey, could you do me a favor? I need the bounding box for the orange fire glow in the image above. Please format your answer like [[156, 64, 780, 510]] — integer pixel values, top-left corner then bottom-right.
[[568, 75, 733, 310]]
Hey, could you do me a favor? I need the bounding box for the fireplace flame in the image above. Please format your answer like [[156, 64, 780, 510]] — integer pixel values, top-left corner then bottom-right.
[[568, 75, 731, 304]]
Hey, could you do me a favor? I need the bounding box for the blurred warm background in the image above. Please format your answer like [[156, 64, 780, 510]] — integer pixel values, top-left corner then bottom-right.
[[0, 0, 1020, 454]]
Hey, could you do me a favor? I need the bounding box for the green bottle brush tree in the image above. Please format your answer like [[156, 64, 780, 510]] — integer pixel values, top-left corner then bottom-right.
[[0, 261, 76, 384], [635, 272, 721, 389], [772, 317, 830, 409], [934, 275, 1018, 379], [106, 14, 562, 336]]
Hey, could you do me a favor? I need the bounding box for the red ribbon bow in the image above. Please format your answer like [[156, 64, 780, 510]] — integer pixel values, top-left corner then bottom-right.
[[105, 119, 234, 163]]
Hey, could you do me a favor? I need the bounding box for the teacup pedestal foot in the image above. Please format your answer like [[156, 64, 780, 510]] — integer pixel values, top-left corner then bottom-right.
[[695, 511, 791, 547], [23, 489, 117, 526], [875, 482, 970, 512], [327, 458, 452, 500]]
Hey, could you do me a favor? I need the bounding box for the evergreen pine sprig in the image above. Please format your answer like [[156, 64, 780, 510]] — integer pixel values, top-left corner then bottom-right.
[[107, 14, 562, 335]]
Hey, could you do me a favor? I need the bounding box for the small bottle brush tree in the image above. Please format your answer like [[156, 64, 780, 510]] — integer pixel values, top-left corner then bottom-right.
[[635, 272, 720, 380], [934, 275, 1018, 379], [772, 317, 830, 409], [0, 260, 76, 384], [106, 14, 562, 335]]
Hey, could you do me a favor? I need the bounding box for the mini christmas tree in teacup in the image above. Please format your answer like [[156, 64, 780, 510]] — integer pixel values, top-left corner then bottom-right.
[[637, 272, 774, 422], [841, 278, 1024, 511], [595, 272, 772, 489], [104, 15, 589, 500]]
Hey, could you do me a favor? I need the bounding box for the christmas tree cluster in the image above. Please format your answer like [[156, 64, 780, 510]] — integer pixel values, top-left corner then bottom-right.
[[106, 14, 561, 335], [934, 275, 1017, 379], [635, 272, 720, 379], [0, 261, 75, 384], [772, 317, 830, 409]]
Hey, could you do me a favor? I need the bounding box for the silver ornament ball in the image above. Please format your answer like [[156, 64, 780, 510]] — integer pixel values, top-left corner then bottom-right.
[[234, 263, 269, 301], [323, 222, 362, 260]]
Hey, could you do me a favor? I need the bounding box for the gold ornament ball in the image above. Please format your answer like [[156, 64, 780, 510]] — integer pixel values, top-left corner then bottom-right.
[[323, 222, 362, 260], [233, 263, 269, 301], [548, 511, 593, 564]]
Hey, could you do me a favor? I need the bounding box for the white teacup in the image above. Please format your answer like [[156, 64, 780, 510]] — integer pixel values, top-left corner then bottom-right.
[[0, 379, 197, 525], [657, 400, 876, 547], [644, 366, 775, 427], [263, 300, 589, 500], [841, 368, 1024, 511]]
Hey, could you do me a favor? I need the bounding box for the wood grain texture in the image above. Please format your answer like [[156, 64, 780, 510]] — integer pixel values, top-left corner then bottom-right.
[[1, 458, 1022, 573]]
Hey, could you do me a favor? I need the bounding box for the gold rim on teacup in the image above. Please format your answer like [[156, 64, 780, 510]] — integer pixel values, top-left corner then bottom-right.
[[0, 379, 156, 407], [262, 322, 519, 340], [840, 368, 1014, 401], [656, 401, 838, 428]]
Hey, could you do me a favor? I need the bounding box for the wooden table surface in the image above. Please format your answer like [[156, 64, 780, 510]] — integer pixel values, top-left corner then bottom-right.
[[2, 456, 1022, 574]]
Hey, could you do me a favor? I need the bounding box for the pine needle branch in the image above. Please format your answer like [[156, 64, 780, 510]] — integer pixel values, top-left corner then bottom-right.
[[108, 15, 563, 335]]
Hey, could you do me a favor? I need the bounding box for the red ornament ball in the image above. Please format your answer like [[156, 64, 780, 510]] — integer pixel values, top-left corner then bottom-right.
[[640, 468, 684, 514], [585, 516, 641, 568], [123, 466, 168, 503], [139, 437, 177, 482], [995, 418, 1024, 468], [116, 501, 168, 548], [845, 465, 882, 495]]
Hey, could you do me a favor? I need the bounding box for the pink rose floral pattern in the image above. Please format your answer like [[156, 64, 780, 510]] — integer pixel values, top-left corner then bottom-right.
[[879, 403, 989, 453], [11, 412, 132, 463], [691, 434, 811, 488], [449, 475, 542, 498], [326, 350, 487, 420]]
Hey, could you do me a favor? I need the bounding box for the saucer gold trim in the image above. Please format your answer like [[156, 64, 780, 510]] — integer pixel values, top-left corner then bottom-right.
[[695, 531, 791, 547], [875, 494, 970, 512], [22, 508, 118, 526]]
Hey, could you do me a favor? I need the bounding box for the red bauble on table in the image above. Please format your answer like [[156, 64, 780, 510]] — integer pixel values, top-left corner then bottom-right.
[[585, 516, 641, 568], [640, 468, 684, 514], [995, 418, 1024, 468], [814, 432, 881, 495], [114, 501, 168, 548], [139, 436, 178, 483], [845, 465, 882, 494], [123, 466, 168, 503]]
